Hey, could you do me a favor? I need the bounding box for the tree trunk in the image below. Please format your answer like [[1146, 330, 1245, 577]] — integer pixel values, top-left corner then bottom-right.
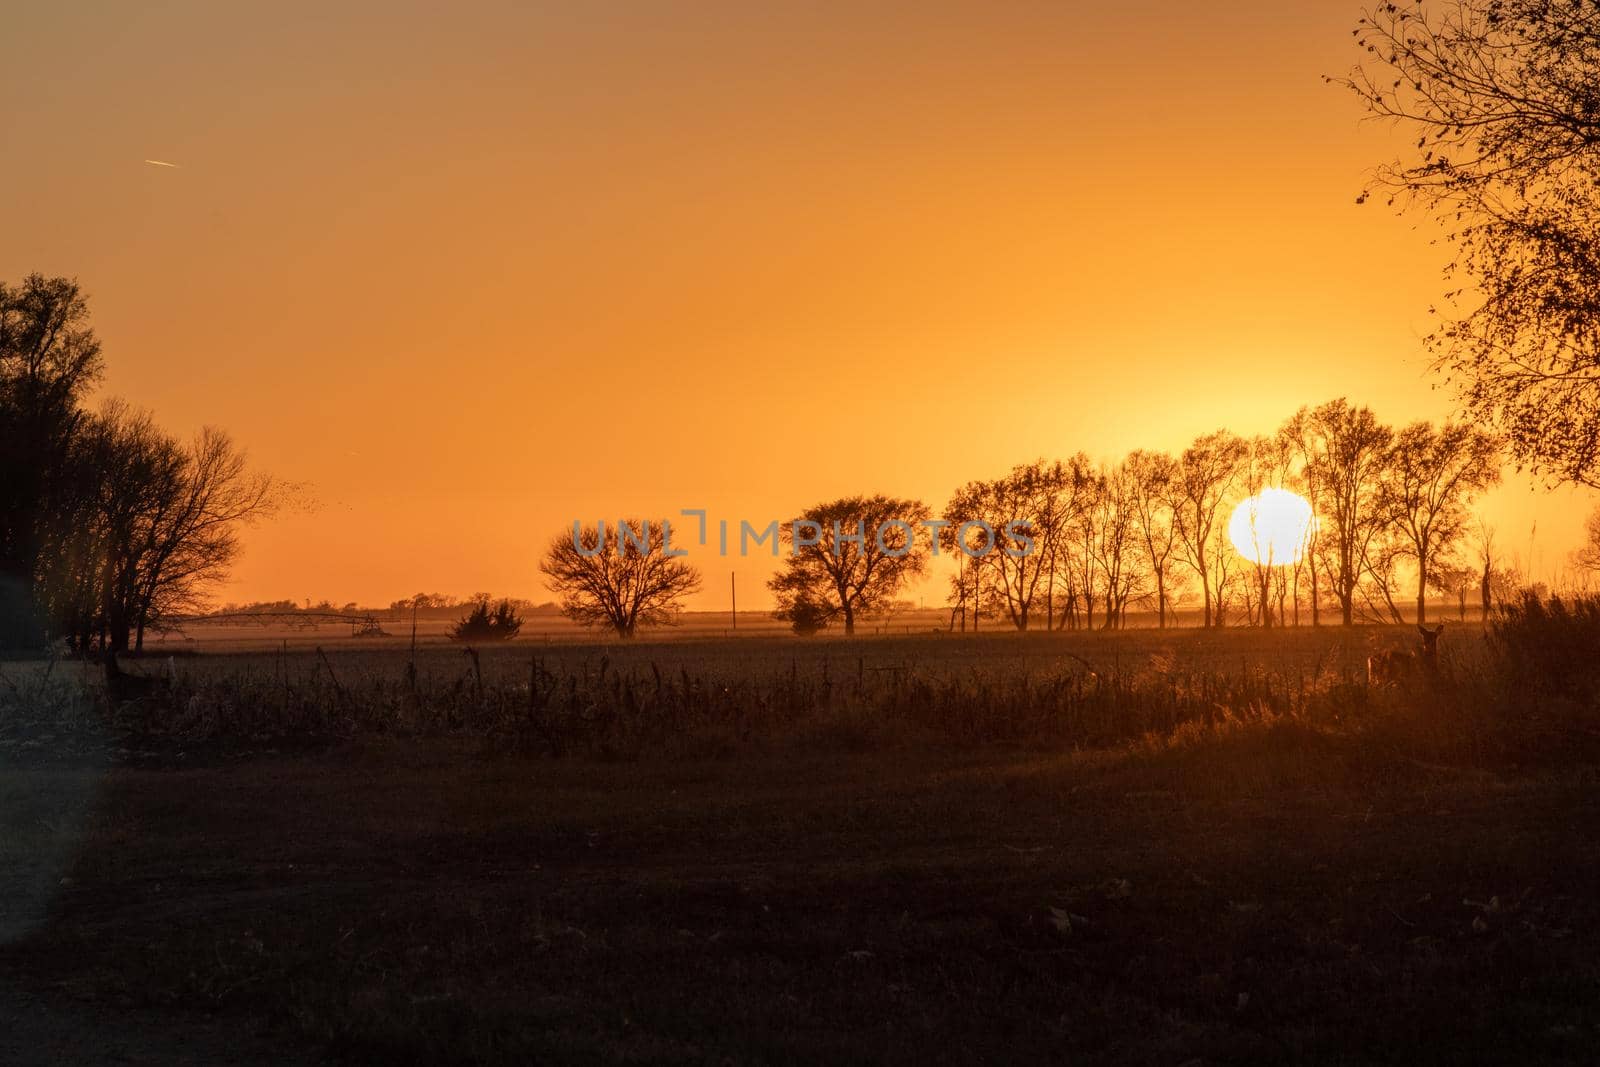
[[0, 559, 37, 649], [1045, 568, 1055, 631], [109, 618, 132, 654], [1309, 555, 1321, 626]]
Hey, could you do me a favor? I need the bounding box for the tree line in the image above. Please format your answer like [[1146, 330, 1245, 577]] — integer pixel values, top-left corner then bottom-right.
[[537, 401, 1506, 638], [927, 405, 1501, 634], [0, 275, 279, 653]]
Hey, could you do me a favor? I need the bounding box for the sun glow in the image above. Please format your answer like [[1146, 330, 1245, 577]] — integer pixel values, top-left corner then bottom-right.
[[1228, 488, 1315, 567]]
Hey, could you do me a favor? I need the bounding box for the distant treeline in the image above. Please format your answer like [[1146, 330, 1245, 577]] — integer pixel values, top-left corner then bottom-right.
[[910, 406, 1509, 634], [209, 596, 563, 620], [542, 405, 1521, 638]]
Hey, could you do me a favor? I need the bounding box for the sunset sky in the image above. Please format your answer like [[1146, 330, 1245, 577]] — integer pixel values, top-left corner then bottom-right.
[[5, 1, 1593, 611]]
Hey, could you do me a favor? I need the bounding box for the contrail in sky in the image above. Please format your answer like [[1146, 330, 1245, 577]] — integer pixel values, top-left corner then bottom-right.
[[143, 159, 180, 168]]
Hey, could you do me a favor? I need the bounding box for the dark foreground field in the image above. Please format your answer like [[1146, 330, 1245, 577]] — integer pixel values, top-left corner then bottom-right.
[[3, 728, 1600, 1065]]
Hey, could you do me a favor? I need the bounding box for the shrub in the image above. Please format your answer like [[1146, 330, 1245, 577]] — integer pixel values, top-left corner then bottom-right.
[[780, 598, 833, 636], [449, 597, 523, 642], [1487, 593, 1600, 701]]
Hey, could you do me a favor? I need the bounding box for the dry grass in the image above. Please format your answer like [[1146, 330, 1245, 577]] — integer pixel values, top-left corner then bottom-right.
[[6, 609, 1593, 771]]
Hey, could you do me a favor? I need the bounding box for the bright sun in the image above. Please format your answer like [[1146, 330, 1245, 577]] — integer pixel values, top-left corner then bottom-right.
[[1228, 488, 1315, 566]]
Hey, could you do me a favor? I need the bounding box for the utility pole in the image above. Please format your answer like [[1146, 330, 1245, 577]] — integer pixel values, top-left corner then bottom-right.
[[730, 572, 737, 631]]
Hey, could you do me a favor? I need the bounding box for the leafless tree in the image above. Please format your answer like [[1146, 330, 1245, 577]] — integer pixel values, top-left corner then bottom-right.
[[79, 404, 281, 652], [1040, 454, 1095, 631], [1173, 430, 1247, 628], [1571, 507, 1600, 578], [542, 520, 702, 638], [1339, 0, 1600, 485], [90, 404, 182, 652], [1381, 421, 1502, 623], [130, 425, 281, 651], [1237, 435, 1295, 627], [1065, 468, 1109, 631], [1088, 460, 1146, 629], [1433, 560, 1478, 622], [769, 495, 930, 636], [1211, 553, 1244, 629], [1473, 519, 1501, 623], [1297, 400, 1393, 626], [1264, 436, 1304, 626], [943, 468, 1044, 631], [1360, 527, 1413, 625], [943, 460, 1084, 631], [944, 550, 1004, 633], [1032, 458, 1091, 632], [1125, 450, 1181, 628], [1280, 410, 1329, 625]]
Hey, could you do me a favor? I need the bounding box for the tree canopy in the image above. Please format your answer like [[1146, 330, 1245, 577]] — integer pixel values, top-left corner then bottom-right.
[[542, 520, 701, 638], [769, 496, 931, 636], [1340, 0, 1600, 485]]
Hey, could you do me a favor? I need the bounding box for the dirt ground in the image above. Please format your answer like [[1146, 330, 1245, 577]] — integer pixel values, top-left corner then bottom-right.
[[0, 983, 321, 1065], [2, 731, 1598, 1065]]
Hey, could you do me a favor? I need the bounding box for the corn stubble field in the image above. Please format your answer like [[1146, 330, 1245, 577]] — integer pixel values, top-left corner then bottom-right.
[[2, 601, 1600, 1064]]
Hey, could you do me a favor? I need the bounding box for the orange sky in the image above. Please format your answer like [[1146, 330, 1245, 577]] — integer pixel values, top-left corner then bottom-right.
[[4, 1, 1593, 611]]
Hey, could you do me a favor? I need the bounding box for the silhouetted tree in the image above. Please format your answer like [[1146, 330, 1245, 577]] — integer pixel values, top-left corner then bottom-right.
[[1298, 400, 1393, 626], [1279, 409, 1334, 626], [944, 550, 1005, 633], [1474, 520, 1500, 622], [33, 416, 112, 649], [126, 423, 279, 651], [1236, 435, 1294, 627], [541, 520, 701, 638], [1380, 421, 1501, 623], [1572, 508, 1600, 578], [1173, 431, 1247, 628], [770, 495, 930, 637], [1125, 450, 1180, 628], [90, 403, 186, 652], [943, 461, 1079, 631], [1035, 457, 1092, 631], [1434, 560, 1477, 621], [1067, 467, 1108, 630], [0, 275, 103, 647], [1340, 1, 1600, 485], [1089, 459, 1146, 629], [1360, 525, 1413, 625], [450, 595, 523, 641]]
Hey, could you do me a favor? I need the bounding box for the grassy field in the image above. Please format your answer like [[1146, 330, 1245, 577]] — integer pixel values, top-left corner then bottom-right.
[[2, 615, 1598, 1064], [137, 601, 1498, 653]]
